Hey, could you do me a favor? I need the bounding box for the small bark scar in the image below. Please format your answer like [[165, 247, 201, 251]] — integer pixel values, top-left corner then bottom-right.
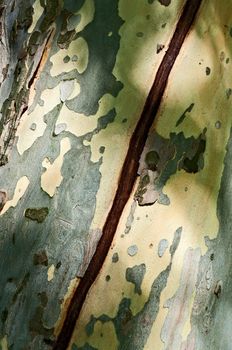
[[214, 280, 222, 298]]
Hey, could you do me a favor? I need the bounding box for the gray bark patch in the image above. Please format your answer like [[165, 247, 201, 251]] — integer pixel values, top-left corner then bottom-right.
[[161, 247, 201, 349], [126, 264, 146, 295], [127, 245, 138, 257], [158, 239, 169, 257], [60, 80, 74, 102]]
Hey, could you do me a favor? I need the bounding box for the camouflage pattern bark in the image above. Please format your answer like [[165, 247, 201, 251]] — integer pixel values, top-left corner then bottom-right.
[[0, 0, 231, 350]]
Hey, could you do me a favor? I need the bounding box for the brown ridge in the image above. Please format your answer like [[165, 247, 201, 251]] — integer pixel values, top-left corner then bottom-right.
[[53, 0, 202, 349]]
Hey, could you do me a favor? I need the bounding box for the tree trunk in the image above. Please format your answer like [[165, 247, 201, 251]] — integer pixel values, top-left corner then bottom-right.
[[0, 0, 231, 349]]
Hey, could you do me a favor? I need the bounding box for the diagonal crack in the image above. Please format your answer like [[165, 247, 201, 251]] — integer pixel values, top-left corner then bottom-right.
[[53, 0, 202, 349]]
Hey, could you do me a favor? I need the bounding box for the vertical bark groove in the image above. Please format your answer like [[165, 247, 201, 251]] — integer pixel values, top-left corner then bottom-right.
[[53, 1, 202, 349]]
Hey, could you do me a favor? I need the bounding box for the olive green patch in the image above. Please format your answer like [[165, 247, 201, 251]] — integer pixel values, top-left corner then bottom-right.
[[25, 207, 49, 223], [145, 150, 160, 171]]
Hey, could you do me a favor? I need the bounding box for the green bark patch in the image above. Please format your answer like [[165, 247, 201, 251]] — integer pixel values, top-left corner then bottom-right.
[[65, 0, 124, 115], [145, 150, 160, 171], [63, 0, 85, 13], [182, 138, 206, 173], [25, 207, 49, 223], [29, 291, 54, 339]]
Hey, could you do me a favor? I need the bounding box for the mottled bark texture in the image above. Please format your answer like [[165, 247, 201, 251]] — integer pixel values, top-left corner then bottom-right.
[[0, 0, 123, 348], [0, 0, 232, 350]]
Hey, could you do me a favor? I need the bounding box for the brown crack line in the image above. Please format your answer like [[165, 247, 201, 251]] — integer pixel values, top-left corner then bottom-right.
[[53, 0, 202, 349], [28, 27, 55, 89]]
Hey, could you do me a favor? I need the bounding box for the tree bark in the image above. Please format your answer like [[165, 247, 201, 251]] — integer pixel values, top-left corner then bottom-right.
[[0, 0, 231, 349]]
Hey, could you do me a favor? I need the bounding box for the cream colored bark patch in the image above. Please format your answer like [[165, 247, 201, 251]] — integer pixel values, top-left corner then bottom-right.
[[1, 176, 29, 215], [160, 248, 201, 349], [41, 137, 71, 197], [49, 0, 94, 77], [16, 85, 61, 155], [28, 0, 44, 33], [56, 104, 98, 137], [50, 37, 89, 76], [47, 264, 55, 282], [75, 0, 95, 32], [83, 321, 119, 350], [54, 277, 80, 337], [0, 336, 8, 350]]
